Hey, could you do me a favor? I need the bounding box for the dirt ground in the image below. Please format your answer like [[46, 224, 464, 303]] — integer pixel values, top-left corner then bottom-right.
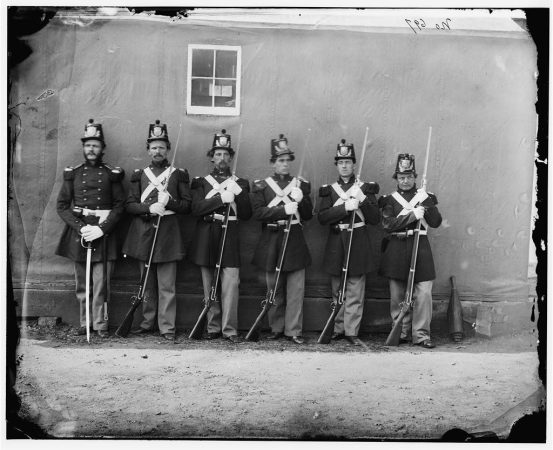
[[13, 321, 543, 440]]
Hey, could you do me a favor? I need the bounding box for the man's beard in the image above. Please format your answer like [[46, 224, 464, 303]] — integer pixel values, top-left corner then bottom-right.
[[214, 160, 229, 171]]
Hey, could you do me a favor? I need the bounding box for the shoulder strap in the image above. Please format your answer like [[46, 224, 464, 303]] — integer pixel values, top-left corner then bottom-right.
[[265, 177, 300, 221], [391, 191, 429, 229], [141, 167, 175, 203]]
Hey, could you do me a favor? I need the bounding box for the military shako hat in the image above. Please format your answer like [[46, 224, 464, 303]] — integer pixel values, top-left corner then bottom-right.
[[334, 139, 356, 163], [393, 153, 417, 179], [81, 118, 105, 144], [208, 129, 234, 157], [270, 134, 295, 162], [147, 120, 170, 143]]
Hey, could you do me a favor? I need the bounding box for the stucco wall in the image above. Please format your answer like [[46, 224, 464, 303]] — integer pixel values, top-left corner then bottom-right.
[[9, 14, 536, 304]]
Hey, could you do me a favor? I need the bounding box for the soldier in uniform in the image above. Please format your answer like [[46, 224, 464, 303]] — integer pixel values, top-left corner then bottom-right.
[[122, 120, 191, 342], [318, 139, 380, 346], [56, 119, 125, 338], [251, 134, 313, 344], [189, 129, 252, 342], [379, 154, 442, 349]]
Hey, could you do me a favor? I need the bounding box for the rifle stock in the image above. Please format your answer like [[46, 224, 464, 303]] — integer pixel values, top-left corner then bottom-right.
[[245, 214, 294, 342], [115, 296, 143, 337], [188, 274, 221, 339], [188, 305, 209, 340], [385, 306, 409, 346], [317, 299, 343, 344], [244, 296, 273, 342]]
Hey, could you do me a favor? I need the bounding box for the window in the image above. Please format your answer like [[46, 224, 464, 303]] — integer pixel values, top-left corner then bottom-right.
[[187, 44, 241, 116]]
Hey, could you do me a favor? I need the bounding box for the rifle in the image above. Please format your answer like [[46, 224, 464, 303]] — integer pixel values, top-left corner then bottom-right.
[[317, 127, 370, 344], [189, 124, 243, 339], [115, 123, 183, 338], [385, 126, 432, 346], [245, 130, 311, 342]]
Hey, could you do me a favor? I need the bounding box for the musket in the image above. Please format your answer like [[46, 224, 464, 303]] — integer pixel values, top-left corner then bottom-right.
[[189, 124, 243, 340], [317, 127, 370, 344], [81, 237, 93, 343], [245, 129, 311, 342], [385, 126, 432, 346], [115, 122, 183, 338]]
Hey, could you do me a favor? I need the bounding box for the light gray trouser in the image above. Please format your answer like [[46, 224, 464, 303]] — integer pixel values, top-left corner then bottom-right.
[[201, 266, 240, 337], [389, 279, 433, 343], [74, 261, 112, 331], [331, 274, 366, 337], [266, 268, 305, 337], [139, 261, 177, 335]]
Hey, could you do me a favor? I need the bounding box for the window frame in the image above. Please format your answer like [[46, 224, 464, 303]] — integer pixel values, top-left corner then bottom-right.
[[186, 44, 242, 116]]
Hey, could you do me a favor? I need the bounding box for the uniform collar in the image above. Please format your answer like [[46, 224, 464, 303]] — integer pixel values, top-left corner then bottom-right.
[[338, 175, 355, 185], [84, 160, 103, 168]]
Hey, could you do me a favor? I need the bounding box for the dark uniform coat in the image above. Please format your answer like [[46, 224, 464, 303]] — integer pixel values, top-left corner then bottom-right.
[[251, 174, 312, 272], [122, 160, 191, 263], [318, 176, 380, 276], [188, 168, 252, 268], [378, 186, 442, 282], [56, 161, 125, 262]]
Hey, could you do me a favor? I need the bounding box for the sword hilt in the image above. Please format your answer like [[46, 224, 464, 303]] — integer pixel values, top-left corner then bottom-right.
[[80, 237, 93, 249]]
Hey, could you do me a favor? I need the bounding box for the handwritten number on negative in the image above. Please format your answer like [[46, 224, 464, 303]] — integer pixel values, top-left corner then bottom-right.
[[405, 18, 451, 34]]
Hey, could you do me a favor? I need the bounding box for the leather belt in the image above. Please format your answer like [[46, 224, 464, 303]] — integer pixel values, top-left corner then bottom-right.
[[389, 229, 427, 238], [73, 207, 111, 223], [211, 213, 237, 222], [267, 219, 301, 230], [336, 222, 365, 231], [273, 219, 300, 226]]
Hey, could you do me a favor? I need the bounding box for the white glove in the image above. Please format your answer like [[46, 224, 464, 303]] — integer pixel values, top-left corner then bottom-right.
[[221, 190, 235, 204], [149, 202, 166, 216], [158, 191, 170, 206], [290, 187, 303, 203], [345, 198, 359, 211], [284, 202, 298, 215], [227, 179, 242, 195], [349, 185, 366, 202], [82, 225, 104, 242], [413, 205, 425, 220]]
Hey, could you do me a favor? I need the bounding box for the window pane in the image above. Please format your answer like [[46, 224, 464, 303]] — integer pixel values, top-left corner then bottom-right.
[[215, 50, 237, 78], [191, 78, 213, 106], [192, 49, 214, 77], [214, 79, 236, 107]]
